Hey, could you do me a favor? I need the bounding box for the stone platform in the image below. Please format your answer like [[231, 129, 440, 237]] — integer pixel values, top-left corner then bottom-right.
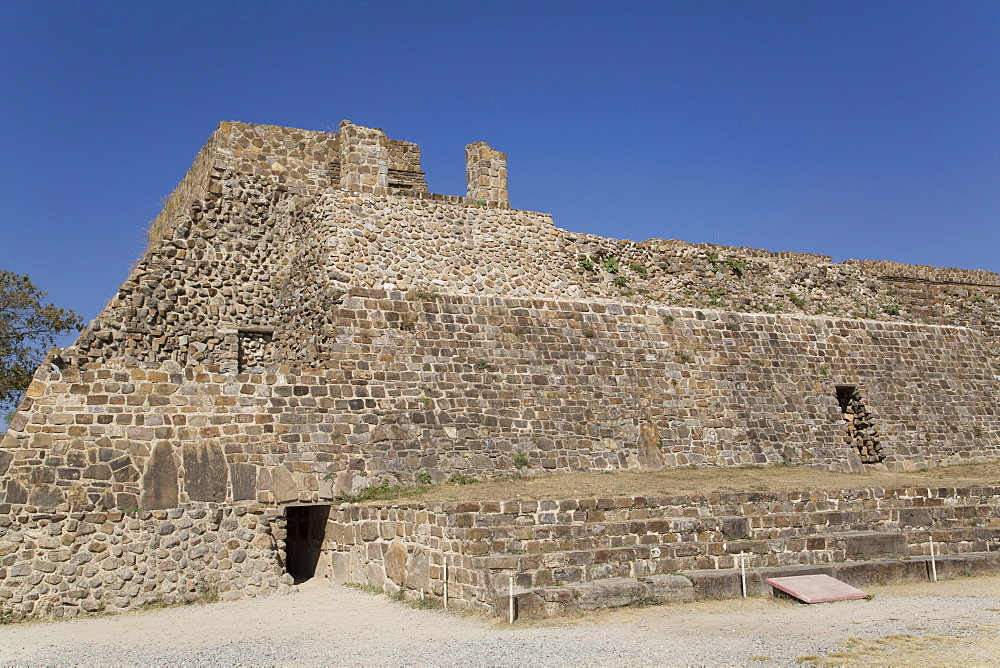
[[326, 484, 1000, 618], [501, 552, 1000, 618]]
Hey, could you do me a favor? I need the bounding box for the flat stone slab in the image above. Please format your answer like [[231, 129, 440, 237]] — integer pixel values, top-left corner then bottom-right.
[[765, 574, 867, 603]]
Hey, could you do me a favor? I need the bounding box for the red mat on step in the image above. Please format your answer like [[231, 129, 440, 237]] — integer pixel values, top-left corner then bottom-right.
[[765, 574, 867, 603]]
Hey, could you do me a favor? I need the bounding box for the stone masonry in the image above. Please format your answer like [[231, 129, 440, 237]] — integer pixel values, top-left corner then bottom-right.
[[1, 120, 998, 618], [465, 142, 508, 206], [327, 485, 1000, 613]]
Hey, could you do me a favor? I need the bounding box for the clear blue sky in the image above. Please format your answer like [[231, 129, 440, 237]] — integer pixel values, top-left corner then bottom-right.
[[2, 0, 998, 329]]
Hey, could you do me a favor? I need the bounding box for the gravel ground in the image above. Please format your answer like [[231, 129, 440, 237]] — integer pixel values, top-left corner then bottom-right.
[[1, 575, 999, 666]]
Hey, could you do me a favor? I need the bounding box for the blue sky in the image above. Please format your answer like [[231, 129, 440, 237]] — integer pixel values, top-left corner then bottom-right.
[[1, 0, 998, 330]]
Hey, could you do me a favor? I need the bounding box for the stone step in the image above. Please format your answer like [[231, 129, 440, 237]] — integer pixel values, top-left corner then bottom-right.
[[475, 530, 989, 595], [459, 506, 991, 536], [455, 521, 996, 557], [472, 530, 908, 566], [826, 531, 910, 560], [463, 526, 943, 560], [500, 551, 1000, 619], [476, 545, 689, 590], [475, 535, 907, 591], [505, 575, 695, 620], [682, 550, 1000, 599]]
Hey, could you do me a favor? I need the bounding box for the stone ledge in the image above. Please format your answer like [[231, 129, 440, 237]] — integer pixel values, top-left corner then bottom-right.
[[499, 574, 694, 619], [499, 551, 1000, 619], [685, 550, 1000, 600]]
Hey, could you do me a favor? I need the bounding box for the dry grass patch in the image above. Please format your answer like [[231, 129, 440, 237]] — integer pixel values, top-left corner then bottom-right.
[[367, 461, 1000, 504], [794, 624, 999, 665]]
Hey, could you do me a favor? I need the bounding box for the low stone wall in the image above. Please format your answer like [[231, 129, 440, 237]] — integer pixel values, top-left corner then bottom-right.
[[0, 503, 287, 621], [326, 485, 1000, 613]]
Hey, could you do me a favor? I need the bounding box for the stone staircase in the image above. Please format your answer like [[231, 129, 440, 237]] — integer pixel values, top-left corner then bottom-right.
[[505, 550, 1000, 618], [466, 518, 998, 618], [499, 530, 1000, 619], [327, 486, 1000, 618]]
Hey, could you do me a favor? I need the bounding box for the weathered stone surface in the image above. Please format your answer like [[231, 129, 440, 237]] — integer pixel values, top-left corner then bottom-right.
[[636, 423, 665, 471], [28, 484, 64, 510], [843, 532, 909, 561], [679, 570, 742, 600], [0, 449, 12, 476], [831, 559, 928, 587], [645, 574, 695, 603], [270, 466, 297, 504], [898, 508, 933, 527], [370, 424, 415, 444], [230, 463, 257, 502], [719, 516, 750, 540], [183, 443, 227, 503], [571, 578, 648, 610], [140, 443, 178, 510], [0, 503, 281, 621], [4, 479, 27, 505], [404, 545, 430, 591], [384, 541, 408, 586], [82, 464, 112, 480], [504, 575, 693, 619]]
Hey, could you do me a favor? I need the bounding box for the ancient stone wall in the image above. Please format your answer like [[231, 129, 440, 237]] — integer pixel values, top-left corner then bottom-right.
[[141, 121, 999, 338], [0, 503, 286, 621], [327, 485, 1000, 612], [1, 118, 999, 619], [63, 178, 1000, 372], [465, 142, 508, 206], [1, 120, 997, 515], [2, 293, 997, 513]]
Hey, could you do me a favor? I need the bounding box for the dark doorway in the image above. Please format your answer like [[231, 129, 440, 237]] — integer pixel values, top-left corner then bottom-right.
[[285, 505, 331, 583]]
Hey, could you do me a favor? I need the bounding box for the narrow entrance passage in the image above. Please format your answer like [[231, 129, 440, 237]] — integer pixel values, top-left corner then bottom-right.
[[285, 505, 331, 583]]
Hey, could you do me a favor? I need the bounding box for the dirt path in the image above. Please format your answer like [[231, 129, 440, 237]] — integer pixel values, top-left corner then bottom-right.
[[2, 575, 998, 665]]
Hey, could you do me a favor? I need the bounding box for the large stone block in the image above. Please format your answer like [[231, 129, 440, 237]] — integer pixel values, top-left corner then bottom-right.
[[230, 463, 257, 502], [636, 423, 665, 471], [898, 508, 933, 527], [140, 443, 179, 510], [404, 545, 430, 591], [27, 484, 64, 510], [644, 574, 696, 602], [3, 479, 28, 505], [385, 541, 408, 586], [270, 466, 298, 504], [682, 570, 741, 599], [183, 442, 227, 503], [570, 578, 648, 610], [719, 516, 751, 540], [842, 532, 908, 560], [0, 449, 12, 476]]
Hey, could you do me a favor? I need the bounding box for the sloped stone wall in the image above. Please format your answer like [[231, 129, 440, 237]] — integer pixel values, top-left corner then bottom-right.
[[1, 119, 999, 619], [114, 122, 1000, 379], [1, 112, 997, 510], [2, 293, 997, 512], [66, 175, 1000, 373]]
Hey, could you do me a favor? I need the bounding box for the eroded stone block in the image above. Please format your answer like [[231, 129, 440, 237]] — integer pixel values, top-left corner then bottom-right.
[[140, 443, 178, 510], [183, 442, 227, 503]]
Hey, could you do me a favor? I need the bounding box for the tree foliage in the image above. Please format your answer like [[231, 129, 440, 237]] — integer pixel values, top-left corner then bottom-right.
[[1, 271, 83, 412]]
